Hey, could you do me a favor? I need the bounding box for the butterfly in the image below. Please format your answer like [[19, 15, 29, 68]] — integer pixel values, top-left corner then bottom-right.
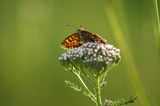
[[61, 27, 107, 49]]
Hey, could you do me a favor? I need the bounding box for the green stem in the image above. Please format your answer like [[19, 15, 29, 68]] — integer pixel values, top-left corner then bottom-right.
[[81, 68, 96, 86], [154, 0, 160, 56], [74, 71, 97, 103], [96, 76, 102, 106], [70, 61, 95, 86], [154, 0, 160, 33]]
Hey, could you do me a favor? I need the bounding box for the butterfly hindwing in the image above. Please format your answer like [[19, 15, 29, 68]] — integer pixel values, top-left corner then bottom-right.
[[78, 29, 106, 44]]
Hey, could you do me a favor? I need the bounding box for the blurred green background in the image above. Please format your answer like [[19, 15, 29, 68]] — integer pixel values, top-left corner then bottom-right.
[[0, 0, 160, 106]]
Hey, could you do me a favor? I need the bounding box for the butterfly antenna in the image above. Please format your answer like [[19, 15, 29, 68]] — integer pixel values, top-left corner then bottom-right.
[[66, 25, 76, 29], [78, 25, 82, 29], [66, 25, 83, 30]]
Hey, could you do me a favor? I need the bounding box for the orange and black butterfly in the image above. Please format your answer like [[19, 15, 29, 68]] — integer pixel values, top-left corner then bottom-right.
[[61, 27, 107, 49]]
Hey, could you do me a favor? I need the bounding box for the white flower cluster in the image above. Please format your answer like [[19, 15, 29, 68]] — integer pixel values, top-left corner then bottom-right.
[[59, 42, 120, 73]]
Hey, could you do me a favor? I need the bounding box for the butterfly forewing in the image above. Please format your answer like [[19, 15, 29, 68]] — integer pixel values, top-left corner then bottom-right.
[[61, 33, 82, 49]]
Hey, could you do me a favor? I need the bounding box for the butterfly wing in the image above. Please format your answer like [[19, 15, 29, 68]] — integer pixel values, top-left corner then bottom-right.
[[79, 30, 107, 44], [61, 33, 82, 49], [90, 33, 107, 44]]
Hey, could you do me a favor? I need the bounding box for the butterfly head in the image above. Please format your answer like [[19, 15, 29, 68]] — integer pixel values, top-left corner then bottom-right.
[[77, 25, 85, 31], [77, 26, 87, 36]]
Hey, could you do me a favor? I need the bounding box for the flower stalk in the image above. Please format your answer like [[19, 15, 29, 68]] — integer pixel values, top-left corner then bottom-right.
[[74, 71, 97, 103], [96, 76, 102, 106]]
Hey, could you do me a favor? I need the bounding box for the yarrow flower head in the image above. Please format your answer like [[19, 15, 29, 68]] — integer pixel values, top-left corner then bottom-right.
[[59, 42, 121, 76]]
